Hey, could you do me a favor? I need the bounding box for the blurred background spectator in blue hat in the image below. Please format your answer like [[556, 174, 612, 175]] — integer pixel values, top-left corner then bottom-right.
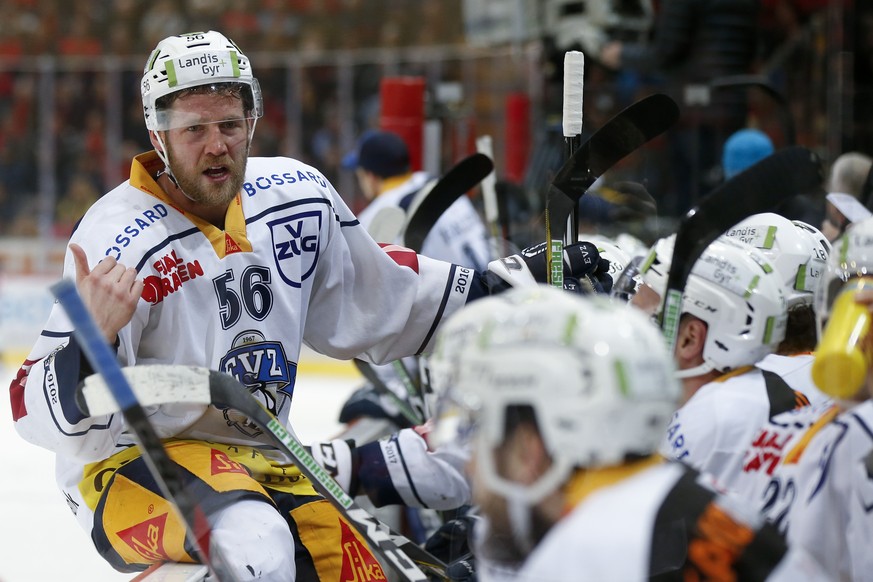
[[722, 128, 774, 180]]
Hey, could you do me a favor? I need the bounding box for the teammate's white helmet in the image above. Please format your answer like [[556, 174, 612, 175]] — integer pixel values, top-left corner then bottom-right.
[[638, 236, 787, 377], [431, 285, 680, 505], [684, 238, 787, 376], [814, 216, 873, 339], [636, 233, 675, 303], [141, 31, 263, 131], [724, 213, 830, 307]]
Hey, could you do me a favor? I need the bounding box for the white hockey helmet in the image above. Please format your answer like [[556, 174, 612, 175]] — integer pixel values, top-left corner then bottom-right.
[[430, 285, 680, 505], [814, 216, 873, 339], [681, 238, 787, 377], [638, 234, 675, 300], [141, 31, 263, 132], [631, 234, 675, 314], [723, 213, 830, 308]]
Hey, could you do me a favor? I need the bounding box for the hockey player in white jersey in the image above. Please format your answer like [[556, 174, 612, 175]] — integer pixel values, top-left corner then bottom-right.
[[722, 213, 831, 404], [347, 129, 491, 270], [719, 213, 841, 521], [428, 285, 826, 581], [8, 31, 611, 580], [775, 216, 873, 579], [338, 128, 490, 437], [633, 236, 819, 490]]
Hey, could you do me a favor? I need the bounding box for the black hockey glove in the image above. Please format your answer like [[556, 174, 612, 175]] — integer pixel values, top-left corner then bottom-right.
[[482, 240, 612, 294], [424, 510, 478, 582]]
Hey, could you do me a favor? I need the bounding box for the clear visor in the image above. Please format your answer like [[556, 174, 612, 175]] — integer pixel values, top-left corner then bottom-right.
[[151, 80, 264, 132], [153, 115, 257, 151]]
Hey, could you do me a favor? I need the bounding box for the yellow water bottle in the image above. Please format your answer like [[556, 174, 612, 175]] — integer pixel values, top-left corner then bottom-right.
[[812, 278, 873, 399]]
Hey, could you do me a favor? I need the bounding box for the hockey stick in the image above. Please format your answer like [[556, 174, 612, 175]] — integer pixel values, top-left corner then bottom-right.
[[50, 280, 238, 582], [708, 74, 795, 145], [544, 92, 681, 285], [555, 50, 585, 290], [352, 359, 425, 427], [658, 146, 824, 350], [476, 134, 502, 259], [77, 365, 447, 582], [403, 152, 494, 253]]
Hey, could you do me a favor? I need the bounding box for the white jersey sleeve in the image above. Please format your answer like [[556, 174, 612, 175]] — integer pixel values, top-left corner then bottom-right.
[[356, 428, 470, 510]]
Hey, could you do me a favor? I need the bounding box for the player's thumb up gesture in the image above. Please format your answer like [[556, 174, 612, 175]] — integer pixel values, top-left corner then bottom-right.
[[70, 243, 144, 345]]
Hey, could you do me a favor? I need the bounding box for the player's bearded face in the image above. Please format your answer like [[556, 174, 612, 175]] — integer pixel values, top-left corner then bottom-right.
[[162, 93, 250, 207]]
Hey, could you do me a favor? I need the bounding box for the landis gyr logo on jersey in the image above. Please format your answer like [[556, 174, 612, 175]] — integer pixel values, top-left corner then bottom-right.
[[268, 210, 321, 288]]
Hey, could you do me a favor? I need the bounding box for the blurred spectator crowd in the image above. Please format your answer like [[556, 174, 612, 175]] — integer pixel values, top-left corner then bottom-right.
[[0, 0, 464, 238], [0, 1, 464, 57]]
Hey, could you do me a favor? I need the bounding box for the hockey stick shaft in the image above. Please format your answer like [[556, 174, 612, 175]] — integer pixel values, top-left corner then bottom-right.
[[545, 92, 681, 286], [208, 373, 444, 580], [476, 135, 503, 259], [549, 51, 585, 288], [562, 51, 585, 246], [77, 364, 444, 581], [51, 280, 237, 582]]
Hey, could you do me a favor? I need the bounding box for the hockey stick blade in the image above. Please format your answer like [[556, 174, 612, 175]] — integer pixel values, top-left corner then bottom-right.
[[52, 281, 238, 582], [403, 152, 494, 253], [659, 145, 824, 349], [545, 93, 680, 285], [77, 364, 446, 581]]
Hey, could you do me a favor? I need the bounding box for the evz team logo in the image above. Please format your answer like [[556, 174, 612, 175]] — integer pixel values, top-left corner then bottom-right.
[[268, 210, 321, 288], [219, 330, 295, 437]]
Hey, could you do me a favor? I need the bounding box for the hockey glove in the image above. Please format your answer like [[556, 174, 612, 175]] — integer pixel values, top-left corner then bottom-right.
[[482, 240, 612, 294], [424, 509, 478, 582]]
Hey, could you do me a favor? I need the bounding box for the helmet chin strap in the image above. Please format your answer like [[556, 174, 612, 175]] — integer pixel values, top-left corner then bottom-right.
[[151, 119, 257, 204], [153, 132, 197, 203], [675, 361, 715, 379]]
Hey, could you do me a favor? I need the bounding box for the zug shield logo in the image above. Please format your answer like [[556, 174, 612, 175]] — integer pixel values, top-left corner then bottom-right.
[[268, 210, 321, 288], [219, 330, 296, 437]]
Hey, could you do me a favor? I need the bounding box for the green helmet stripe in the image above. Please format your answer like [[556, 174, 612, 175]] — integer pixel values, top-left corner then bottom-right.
[[763, 226, 777, 249], [230, 51, 240, 77], [795, 265, 807, 291], [763, 315, 775, 344], [165, 60, 178, 87], [614, 361, 630, 397], [744, 275, 760, 298]]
